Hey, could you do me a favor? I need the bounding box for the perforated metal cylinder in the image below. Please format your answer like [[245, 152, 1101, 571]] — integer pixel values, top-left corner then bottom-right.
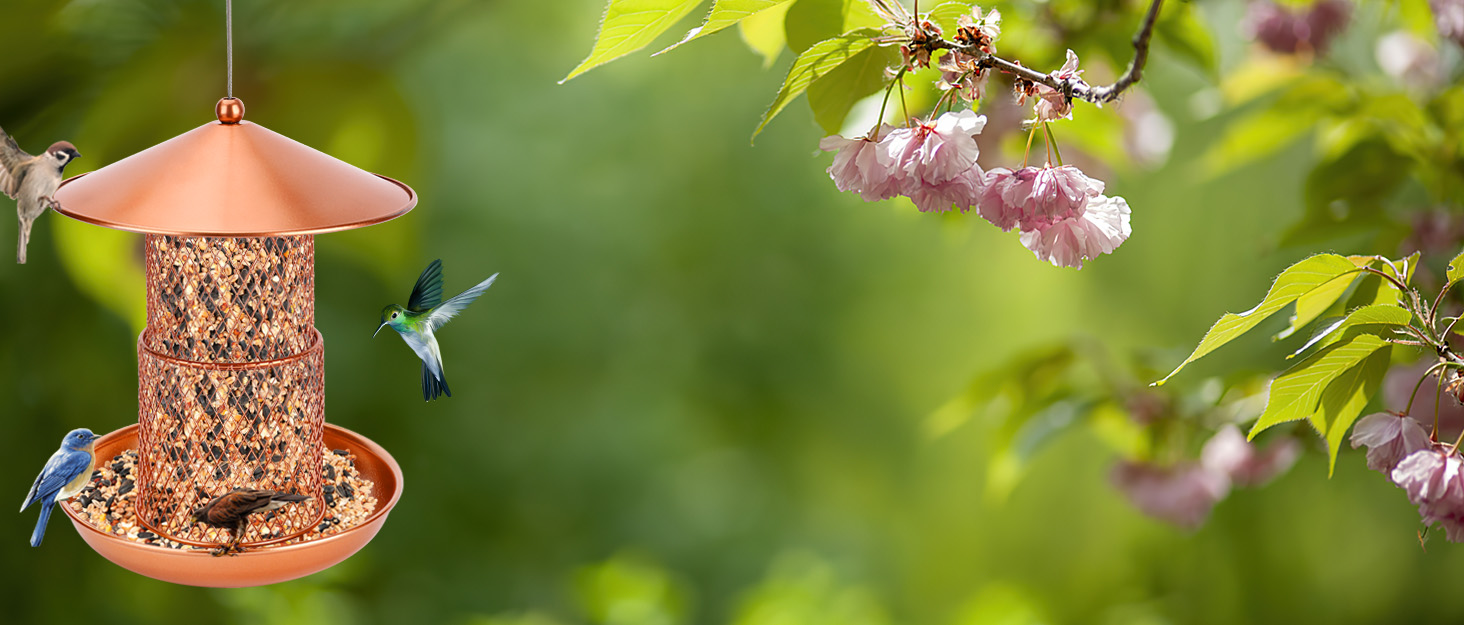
[[134, 235, 324, 546]]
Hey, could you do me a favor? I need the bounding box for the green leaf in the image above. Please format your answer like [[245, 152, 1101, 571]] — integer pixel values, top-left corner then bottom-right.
[[807, 44, 896, 133], [1280, 134, 1413, 247], [1154, 2, 1217, 78], [738, 0, 794, 67], [928, 1, 976, 32], [1448, 250, 1464, 285], [1249, 334, 1388, 437], [1275, 255, 1375, 340], [1288, 304, 1413, 359], [783, 0, 881, 54], [1315, 349, 1390, 475], [1154, 254, 1363, 385], [753, 31, 877, 140], [658, 0, 796, 55], [560, 0, 706, 83]]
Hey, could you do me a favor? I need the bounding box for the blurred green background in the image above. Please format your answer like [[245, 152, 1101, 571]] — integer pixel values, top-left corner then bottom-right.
[[3, 0, 1464, 624]]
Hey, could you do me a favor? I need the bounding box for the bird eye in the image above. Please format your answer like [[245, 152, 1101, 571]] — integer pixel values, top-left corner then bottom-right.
[[391, 312, 398, 319]]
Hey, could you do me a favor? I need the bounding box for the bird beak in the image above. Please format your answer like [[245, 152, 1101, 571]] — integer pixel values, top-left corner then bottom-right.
[[89, 434, 102, 443], [373, 321, 388, 338]]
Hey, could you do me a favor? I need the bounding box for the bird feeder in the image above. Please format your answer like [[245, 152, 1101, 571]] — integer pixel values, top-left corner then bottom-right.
[[52, 97, 408, 587]]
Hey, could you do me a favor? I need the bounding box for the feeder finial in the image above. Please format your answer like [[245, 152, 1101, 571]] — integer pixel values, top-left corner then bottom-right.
[[216, 97, 245, 124]]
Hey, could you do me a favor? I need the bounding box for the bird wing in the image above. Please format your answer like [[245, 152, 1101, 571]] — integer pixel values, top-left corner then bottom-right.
[[206, 488, 276, 524], [425, 273, 498, 331], [407, 259, 444, 312], [0, 127, 34, 199], [21, 449, 91, 511]]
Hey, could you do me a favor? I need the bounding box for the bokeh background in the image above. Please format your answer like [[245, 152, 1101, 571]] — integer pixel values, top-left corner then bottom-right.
[[3, 0, 1464, 623]]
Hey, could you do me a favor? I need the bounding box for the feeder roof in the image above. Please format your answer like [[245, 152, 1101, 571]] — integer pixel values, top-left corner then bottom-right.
[[54, 98, 416, 237]]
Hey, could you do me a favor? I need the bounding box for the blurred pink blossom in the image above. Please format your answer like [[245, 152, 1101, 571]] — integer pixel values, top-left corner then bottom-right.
[[1351, 412, 1433, 474], [1111, 461, 1230, 530], [1242, 0, 1352, 56], [1017, 194, 1131, 269], [1376, 31, 1441, 89], [1434, 0, 1464, 46], [1201, 425, 1302, 487]]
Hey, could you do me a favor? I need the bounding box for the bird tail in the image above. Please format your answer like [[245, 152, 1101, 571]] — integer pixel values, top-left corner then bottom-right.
[[17, 218, 29, 264], [30, 500, 52, 547], [274, 493, 311, 504], [421, 362, 451, 401]]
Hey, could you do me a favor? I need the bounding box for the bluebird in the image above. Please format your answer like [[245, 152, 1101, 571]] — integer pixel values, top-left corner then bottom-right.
[[20, 428, 101, 547], [374, 259, 498, 401], [192, 488, 311, 556], [0, 126, 82, 263]]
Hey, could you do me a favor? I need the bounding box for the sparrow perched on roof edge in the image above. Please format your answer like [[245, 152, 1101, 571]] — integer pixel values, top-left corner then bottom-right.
[[375, 259, 499, 401], [0, 126, 82, 263], [192, 488, 311, 556], [21, 428, 100, 547]]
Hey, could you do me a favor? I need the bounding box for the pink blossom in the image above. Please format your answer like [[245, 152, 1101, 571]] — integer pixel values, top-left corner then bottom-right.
[[1031, 50, 1085, 123], [905, 166, 983, 213], [1392, 449, 1464, 541], [1434, 0, 1464, 46], [938, 51, 990, 102], [1351, 411, 1433, 474], [1376, 31, 1442, 89], [1243, 0, 1351, 55], [1018, 195, 1131, 269], [1111, 461, 1230, 530], [879, 110, 987, 185], [977, 165, 1104, 231], [819, 125, 902, 201], [1201, 425, 1302, 487]]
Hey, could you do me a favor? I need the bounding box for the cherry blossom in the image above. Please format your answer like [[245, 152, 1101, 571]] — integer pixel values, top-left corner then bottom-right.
[[1111, 461, 1230, 530], [819, 126, 902, 202], [879, 109, 987, 186], [1028, 50, 1085, 123], [1351, 412, 1433, 474], [977, 165, 1104, 231], [1018, 195, 1131, 269], [1201, 425, 1301, 487], [1392, 450, 1464, 541]]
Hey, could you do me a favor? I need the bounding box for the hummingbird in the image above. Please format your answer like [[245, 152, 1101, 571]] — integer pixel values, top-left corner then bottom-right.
[[0, 126, 82, 263], [374, 259, 499, 401]]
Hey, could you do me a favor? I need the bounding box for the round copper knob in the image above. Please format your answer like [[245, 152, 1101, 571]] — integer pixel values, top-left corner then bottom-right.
[[216, 98, 245, 124]]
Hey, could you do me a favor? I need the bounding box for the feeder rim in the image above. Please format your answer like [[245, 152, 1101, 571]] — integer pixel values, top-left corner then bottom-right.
[[61, 423, 405, 557], [53, 170, 418, 237], [140, 328, 324, 371]]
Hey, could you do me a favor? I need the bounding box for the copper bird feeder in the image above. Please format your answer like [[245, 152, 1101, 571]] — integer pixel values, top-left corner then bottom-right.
[[52, 98, 409, 587]]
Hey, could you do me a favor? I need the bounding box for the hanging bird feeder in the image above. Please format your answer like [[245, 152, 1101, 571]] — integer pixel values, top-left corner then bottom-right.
[[50, 95, 409, 587]]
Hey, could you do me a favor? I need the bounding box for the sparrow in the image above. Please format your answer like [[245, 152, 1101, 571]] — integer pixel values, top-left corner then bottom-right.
[[192, 488, 311, 556], [21, 428, 100, 547], [375, 259, 499, 401], [0, 126, 82, 263]]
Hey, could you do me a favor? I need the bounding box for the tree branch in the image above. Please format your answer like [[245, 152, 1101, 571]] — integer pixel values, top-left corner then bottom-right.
[[937, 0, 1165, 106]]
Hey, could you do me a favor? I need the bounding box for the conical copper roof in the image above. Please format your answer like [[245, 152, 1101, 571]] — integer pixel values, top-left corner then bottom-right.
[[54, 98, 416, 236]]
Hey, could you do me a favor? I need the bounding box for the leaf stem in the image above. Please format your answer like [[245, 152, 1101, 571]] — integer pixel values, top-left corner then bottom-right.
[[1044, 122, 1063, 167], [898, 74, 911, 127], [1405, 361, 1451, 417], [871, 66, 908, 139]]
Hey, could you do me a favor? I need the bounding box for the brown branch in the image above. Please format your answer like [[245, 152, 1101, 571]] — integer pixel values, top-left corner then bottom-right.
[[936, 0, 1165, 106]]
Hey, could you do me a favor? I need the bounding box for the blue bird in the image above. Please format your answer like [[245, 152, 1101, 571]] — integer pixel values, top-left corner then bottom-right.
[[20, 428, 100, 547]]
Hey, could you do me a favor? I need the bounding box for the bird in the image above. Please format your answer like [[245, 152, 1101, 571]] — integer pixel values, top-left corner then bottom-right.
[[192, 488, 311, 556], [20, 428, 101, 547], [0, 126, 82, 263], [374, 259, 499, 401]]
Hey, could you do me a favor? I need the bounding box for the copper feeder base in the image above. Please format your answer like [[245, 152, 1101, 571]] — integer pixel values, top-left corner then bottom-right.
[[62, 423, 404, 588]]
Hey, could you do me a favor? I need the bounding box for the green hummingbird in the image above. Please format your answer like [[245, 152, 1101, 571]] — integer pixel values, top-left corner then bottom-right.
[[374, 259, 499, 401]]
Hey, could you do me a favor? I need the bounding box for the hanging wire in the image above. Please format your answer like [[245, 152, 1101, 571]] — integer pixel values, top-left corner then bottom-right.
[[226, 0, 233, 98]]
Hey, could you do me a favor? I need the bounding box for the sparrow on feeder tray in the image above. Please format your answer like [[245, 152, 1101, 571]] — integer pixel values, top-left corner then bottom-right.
[[21, 428, 101, 547], [192, 488, 312, 556], [375, 259, 499, 401], [0, 127, 82, 263]]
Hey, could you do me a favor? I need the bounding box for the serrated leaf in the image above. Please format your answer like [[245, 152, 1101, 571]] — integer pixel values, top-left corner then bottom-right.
[[1154, 254, 1363, 385], [807, 45, 895, 133], [659, 0, 796, 55], [1249, 334, 1388, 437], [738, 0, 794, 67], [1276, 256, 1373, 340], [561, 0, 706, 83], [1448, 250, 1464, 285], [753, 31, 877, 140], [1315, 349, 1390, 475], [1289, 304, 1412, 359], [1155, 2, 1217, 78], [784, 0, 882, 54]]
